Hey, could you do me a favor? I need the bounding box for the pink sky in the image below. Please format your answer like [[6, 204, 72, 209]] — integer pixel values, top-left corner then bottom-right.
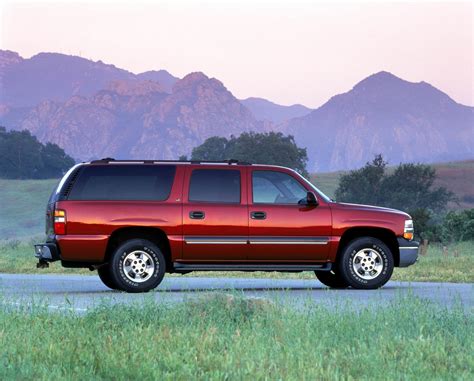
[[1, 0, 472, 108]]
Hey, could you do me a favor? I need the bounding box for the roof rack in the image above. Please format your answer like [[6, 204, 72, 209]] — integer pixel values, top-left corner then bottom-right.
[[90, 158, 252, 165]]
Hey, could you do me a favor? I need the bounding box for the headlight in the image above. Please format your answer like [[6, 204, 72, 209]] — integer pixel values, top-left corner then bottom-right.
[[404, 219, 414, 240]]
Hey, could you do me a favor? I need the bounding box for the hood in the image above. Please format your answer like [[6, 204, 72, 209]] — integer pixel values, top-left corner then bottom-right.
[[334, 202, 411, 219]]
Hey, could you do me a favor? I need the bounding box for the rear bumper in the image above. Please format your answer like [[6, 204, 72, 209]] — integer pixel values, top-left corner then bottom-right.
[[397, 238, 419, 267], [34, 242, 60, 262]]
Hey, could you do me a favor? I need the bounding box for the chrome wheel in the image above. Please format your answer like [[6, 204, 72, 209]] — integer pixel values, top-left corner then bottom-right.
[[352, 248, 384, 280], [122, 250, 156, 283]]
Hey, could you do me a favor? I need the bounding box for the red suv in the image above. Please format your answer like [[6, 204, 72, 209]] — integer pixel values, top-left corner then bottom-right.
[[35, 159, 418, 292]]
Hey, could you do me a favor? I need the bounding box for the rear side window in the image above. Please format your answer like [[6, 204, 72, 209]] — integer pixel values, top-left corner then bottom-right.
[[189, 169, 241, 203], [68, 165, 176, 201]]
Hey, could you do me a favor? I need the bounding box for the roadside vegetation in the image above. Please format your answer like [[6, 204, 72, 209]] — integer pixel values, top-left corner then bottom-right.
[[1, 238, 473, 283], [0, 294, 472, 380]]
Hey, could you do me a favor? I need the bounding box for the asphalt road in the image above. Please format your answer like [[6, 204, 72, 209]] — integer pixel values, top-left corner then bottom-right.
[[1, 274, 472, 313]]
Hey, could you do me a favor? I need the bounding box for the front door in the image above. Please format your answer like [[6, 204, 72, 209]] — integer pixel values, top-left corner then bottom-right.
[[182, 166, 249, 261], [247, 169, 331, 261]]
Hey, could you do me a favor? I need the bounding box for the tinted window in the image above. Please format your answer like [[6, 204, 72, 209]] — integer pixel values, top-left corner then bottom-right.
[[252, 170, 307, 204], [189, 169, 240, 203], [68, 165, 176, 201]]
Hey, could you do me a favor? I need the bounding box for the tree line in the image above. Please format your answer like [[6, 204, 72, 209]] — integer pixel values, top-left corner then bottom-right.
[[0, 127, 75, 179]]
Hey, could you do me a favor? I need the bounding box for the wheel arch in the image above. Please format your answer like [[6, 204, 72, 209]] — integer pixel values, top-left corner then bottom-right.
[[104, 226, 172, 270], [336, 227, 400, 266]]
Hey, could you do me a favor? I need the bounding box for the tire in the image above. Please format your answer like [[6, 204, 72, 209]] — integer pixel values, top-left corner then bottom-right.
[[108, 239, 166, 293], [315, 270, 350, 289], [338, 237, 394, 289], [97, 265, 119, 290]]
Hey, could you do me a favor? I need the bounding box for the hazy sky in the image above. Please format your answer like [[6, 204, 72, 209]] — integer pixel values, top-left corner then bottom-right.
[[0, 0, 472, 108]]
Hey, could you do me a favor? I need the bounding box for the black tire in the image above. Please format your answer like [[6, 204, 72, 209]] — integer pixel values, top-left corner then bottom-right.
[[97, 265, 119, 290], [109, 239, 166, 293], [338, 237, 394, 289], [315, 270, 350, 289]]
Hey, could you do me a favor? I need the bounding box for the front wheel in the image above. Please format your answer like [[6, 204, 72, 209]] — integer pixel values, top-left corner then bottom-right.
[[109, 239, 166, 293], [338, 237, 394, 289]]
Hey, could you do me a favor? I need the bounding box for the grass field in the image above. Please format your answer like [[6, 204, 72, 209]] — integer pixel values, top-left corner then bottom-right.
[[2, 238, 472, 283], [0, 294, 472, 380], [0, 179, 57, 238]]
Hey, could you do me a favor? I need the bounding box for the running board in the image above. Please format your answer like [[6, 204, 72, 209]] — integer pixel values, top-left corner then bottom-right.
[[173, 263, 332, 272]]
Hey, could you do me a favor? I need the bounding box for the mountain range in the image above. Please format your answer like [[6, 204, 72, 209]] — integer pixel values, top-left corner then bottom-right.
[[0, 50, 472, 171]]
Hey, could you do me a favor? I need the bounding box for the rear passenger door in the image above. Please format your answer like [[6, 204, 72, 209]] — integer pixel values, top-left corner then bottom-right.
[[182, 166, 249, 261]]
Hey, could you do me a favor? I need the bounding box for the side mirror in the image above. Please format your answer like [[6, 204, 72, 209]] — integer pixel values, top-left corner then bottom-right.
[[307, 191, 318, 205], [297, 191, 319, 206]]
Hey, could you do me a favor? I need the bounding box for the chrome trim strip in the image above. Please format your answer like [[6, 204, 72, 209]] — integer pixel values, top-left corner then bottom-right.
[[249, 237, 329, 245], [399, 247, 419, 250], [185, 237, 248, 245], [250, 241, 328, 245], [184, 236, 330, 245]]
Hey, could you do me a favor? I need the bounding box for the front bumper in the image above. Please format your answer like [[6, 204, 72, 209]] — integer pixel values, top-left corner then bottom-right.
[[34, 242, 60, 262], [397, 238, 419, 267]]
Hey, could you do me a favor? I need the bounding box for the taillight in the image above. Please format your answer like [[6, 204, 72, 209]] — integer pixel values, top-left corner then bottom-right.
[[54, 209, 67, 235]]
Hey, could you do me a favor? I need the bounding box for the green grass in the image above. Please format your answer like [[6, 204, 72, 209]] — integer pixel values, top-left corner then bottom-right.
[[0, 179, 57, 238], [310, 170, 344, 199], [2, 238, 472, 283], [0, 294, 472, 380]]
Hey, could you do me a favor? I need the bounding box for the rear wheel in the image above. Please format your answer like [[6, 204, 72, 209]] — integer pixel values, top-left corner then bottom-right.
[[109, 239, 166, 293], [338, 237, 394, 289], [315, 270, 349, 289], [97, 265, 118, 290]]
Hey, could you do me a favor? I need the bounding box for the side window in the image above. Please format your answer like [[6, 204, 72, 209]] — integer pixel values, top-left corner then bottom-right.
[[189, 169, 241, 203], [68, 165, 176, 201], [252, 170, 307, 204]]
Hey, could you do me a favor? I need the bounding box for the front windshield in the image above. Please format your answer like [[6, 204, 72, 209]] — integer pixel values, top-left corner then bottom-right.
[[292, 170, 333, 203]]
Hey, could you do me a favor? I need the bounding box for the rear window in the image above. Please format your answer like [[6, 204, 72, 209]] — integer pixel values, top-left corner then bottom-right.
[[68, 165, 176, 201], [189, 169, 241, 203]]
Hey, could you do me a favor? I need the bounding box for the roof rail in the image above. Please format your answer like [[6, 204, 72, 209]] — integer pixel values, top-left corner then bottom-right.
[[89, 158, 252, 165]]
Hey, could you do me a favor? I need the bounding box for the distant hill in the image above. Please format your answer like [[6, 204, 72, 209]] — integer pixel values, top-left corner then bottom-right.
[[1, 50, 472, 170], [284, 71, 474, 171], [0, 51, 179, 108], [240, 97, 312, 124], [1, 71, 262, 160], [136, 70, 179, 93]]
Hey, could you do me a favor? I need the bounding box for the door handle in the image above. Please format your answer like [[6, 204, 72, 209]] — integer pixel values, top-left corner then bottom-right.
[[250, 211, 266, 220], [189, 211, 205, 219]]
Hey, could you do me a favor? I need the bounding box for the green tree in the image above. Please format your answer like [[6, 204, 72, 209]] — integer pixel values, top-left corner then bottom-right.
[[441, 209, 474, 242], [190, 137, 229, 161], [334, 154, 455, 239], [380, 163, 453, 212], [334, 154, 387, 206], [191, 132, 309, 176], [0, 126, 75, 179]]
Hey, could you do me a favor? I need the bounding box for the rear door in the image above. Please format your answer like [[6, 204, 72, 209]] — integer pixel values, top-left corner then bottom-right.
[[247, 168, 332, 261], [182, 166, 249, 261]]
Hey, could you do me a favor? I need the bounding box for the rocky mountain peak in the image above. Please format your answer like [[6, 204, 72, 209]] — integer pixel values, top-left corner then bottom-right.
[[106, 80, 167, 96], [0, 50, 23, 74]]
